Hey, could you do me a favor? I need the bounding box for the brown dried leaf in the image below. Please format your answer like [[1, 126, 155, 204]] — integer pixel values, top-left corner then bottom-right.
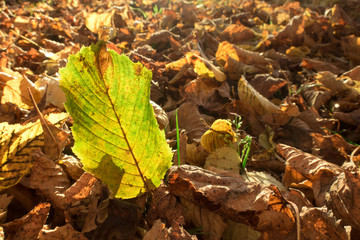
[[250, 74, 288, 98], [2, 202, 50, 240], [144, 219, 198, 240], [311, 133, 356, 165], [333, 109, 360, 126], [325, 170, 360, 229], [238, 76, 279, 116], [35, 76, 67, 110], [216, 41, 271, 70], [65, 172, 99, 203], [274, 118, 313, 152], [21, 149, 70, 209], [168, 102, 213, 141], [184, 78, 231, 111], [273, 14, 312, 46], [342, 65, 360, 81], [65, 172, 110, 233], [302, 87, 333, 110], [143, 220, 168, 240], [297, 108, 337, 133], [146, 183, 183, 226], [58, 155, 84, 180], [181, 198, 227, 240], [316, 71, 350, 92], [278, 144, 360, 229], [301, 58, 343, 75], [300, 206, 351, 240], [38, 223, 87, 240], [167, 165, 295, 238], [185, 142, 209, 167], [220, 24, 256, 43], [278, 143, 342, 190], [341, 35, 360, 64]]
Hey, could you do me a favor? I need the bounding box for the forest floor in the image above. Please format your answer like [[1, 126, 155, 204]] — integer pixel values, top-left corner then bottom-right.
[[0, 0, 360, 239]]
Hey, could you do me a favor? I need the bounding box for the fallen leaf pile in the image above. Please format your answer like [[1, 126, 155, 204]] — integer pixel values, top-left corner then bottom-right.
[[0, 0, 360, 239]]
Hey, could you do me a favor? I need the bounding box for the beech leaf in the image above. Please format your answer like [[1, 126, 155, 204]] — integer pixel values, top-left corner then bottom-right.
[[59, 41, 172, 199]]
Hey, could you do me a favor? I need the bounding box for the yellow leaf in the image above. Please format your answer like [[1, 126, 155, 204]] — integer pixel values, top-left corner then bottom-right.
[[1, 68, 41, 109], [85, 9, 115, 34], [0, 113, 68, 191], [194, 57, 215, 79], [200, 119, 236, 153]]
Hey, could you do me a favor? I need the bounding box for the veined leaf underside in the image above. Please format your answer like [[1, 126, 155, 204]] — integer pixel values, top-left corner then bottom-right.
[[60, 43, 172, 198]]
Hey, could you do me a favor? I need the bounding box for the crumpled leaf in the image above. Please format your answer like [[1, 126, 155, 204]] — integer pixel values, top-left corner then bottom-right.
[[65, 172, 110, 233], [311, 133, 356, 165], [60, 41, 172, 198], [57, 155, 84, 180], [200, 120, 236, 153], [2, 202, 50, 240], [167, 165, 296, 239], [278, 144, 360, 229], [301, 85, 333, 110], [250, 74, 288, 98], [297, 108, 337, 133], [220, 24, 256, 43], [144, 219, 197, 240], [38, 223, 87, 240], [21, 149, 70, 210], [183, 78, 231, 111], [0, 112, 68, 191], [146, 183, 183, 226], [333, 109, 360, 126], [316, 71, 350, 93], [300, 206, 350, 240]]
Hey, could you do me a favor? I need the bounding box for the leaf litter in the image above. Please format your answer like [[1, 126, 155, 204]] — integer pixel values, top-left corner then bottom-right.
[[0, 0, 360, 239]]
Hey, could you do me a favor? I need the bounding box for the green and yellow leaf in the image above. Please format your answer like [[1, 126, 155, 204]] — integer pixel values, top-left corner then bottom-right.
[[59, 41, 173, 199]]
